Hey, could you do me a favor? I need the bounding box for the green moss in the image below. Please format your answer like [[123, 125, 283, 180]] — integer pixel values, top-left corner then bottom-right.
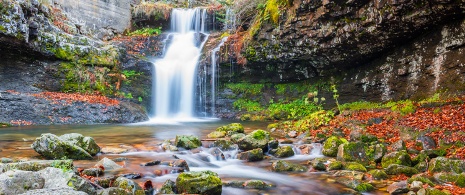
[[344, 162, 367, 172], [250, 129, 269, 140], [385, 164, 419, 176], [328, 161, 343, 171], [323, 136, 346, 157], [226, 83, 264, 97], [274, 145, 294, 158], [368, 170, 388, 180], [0, 122, 11, 128], [408, 175, 434, 186], [381, 150, 412, 168], [174, 135, 201, 149], [426, 188, 450, 195], [355, 183, 374, 192], [267, 123, 278, 130], [176, 171, 222, 194], [216, 123, 245, 134]]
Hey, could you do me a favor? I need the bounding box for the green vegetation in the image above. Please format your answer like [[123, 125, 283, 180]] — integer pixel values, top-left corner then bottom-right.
[[267, 98, 321, 119], [126, 27, 162, 36], [59, 62, 114, 94], [233, 99, 263, 112], [226, 83, 264, 96]]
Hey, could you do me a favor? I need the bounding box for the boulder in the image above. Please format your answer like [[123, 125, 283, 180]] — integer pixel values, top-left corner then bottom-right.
[[81, 167, 104, 177], [337, 142, 374, 166], [210, 140, 235, 150], [344, 162, 367, 172], [373, 143, 387, 163], [310, 158, 327, 171], [94, 176, 117, 188], [31, 133, 93, 160], [410, 180, 423, 192], [37, 167, 74, 189], [381, 150, 412, 168], [368, 170, 388, 180], [387, 181, 409, 195], [416, 135, 436, 150], [0, 170, 44, 195], [95, 157, 123, 171], [433, 172, 465, 187], [322, 136, 347, 157], [243, 180, 269, 189], [111, 177, 144, 194], [390, 140, 406, 152], [268, 140, 279, 150], [385, 164, 419, 176], [327, 160, 343, 171], [273, 145, 294, 158], [97, 187, 131, 195], [59, 133, 100, 155], [175, 135, 201, 149], [19, 188, 87, 195], [176, 171, 222, 195], [207, 131, 226, 139], [428, 157, 465, 174], [159, 179, 176, 194], [236, 130, 270, 151], [230, 133, 246, 143], [216, 123, 244, 135], [271, 160, 308, 172], [237, 148, 264, 162]]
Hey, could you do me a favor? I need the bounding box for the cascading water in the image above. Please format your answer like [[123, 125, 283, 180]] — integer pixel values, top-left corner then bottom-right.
[[151, 8, 209, 120], [209, 37, 228, 116]]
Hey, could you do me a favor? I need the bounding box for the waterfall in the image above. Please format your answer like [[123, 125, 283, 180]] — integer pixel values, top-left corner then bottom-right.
[[210, 37, 228, 116], [151, 8, 209, 120]]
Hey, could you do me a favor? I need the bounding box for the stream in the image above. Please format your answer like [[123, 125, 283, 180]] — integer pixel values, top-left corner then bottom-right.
[[0, 120, 369, 195]]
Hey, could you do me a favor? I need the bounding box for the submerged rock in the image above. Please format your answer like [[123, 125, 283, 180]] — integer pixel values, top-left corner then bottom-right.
[[31, 133, 93, 160], [176, 170, 222, 195], [175, 135, 202, 149], [271, 160, 308, 172]]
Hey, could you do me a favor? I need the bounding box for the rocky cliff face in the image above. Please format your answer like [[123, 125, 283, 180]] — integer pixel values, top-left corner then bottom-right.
[[237, 0, 465, 102]]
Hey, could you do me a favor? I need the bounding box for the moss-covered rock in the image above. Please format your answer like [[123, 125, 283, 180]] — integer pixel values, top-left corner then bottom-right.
[[159, 179, 176, 194], [344, 162, 367, 172], [31, 133, 93, 160], [216, 123, 244, 135], [175, 135, 201, 149], [355, 183, 374, 192], [373, 143, 387, 163], [59, 133, 100, 156], [236, 130, 270, 151], [322, 136, 347, 157], [327, 160, 343, 171], [237, 148, 264, 162], [428, 157, 465, 174], [230, 133, 246, 143], [433, 172, 465, 187], [381, 150, 412, 168], [273, 145, 295, 158], [425, 188, 450, 195], [0, 160, 74, 173], [407, 175, 435, 187], [207, 131, 226, 139], [111, 177, 144, 195], [337, 142, 374, 166], [243, 180, 269, 189], [211, 140, 235, 150], [368, 170, 388, 180], [176, 170, 222, 195], [385, 164, 419, 176], [271, 160, 308, 172], [311, 158, 327, 171], [268, 140, 279, 149]]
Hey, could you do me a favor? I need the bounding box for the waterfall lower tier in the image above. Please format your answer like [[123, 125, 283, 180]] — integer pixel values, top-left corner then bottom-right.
[[150, 8, 209, 121]]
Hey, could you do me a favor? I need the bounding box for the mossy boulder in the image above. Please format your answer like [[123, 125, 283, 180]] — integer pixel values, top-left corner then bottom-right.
[[355, 183, 374, 192], [337, 142, 374, 166], [344, 162, 367, 172], [111, 177, 144, 194], [59, 133, 100, 156], [310, 158, 327, 171], [236, 130, 270, 151], [368, 170, 388, 180], [428, 157, 465, 174], [433, 172, 465, 187], [268, 140, 279, 149], [381, 150, 412, 168], [216, 123, 244, 135], [159, 179, 176, 194], [271, 160, 308, 172], [323, 136, 347, 157], [373, 143, 387, 163], [31, 133, 93, 160], [176, 170, 222, 195], [207, 131, 226, 139], [175, 135, 202, 149], [0, 170, 45, 194], [385, 164, 419, 176], [327, 161, 343, 171], [211, 140, 235, 150], [273, 145, 295, 158], [408, 175, 435, 187], [230, 133, 246, 143], [237, 148, 264, 162], [0, 160, 73, 173]]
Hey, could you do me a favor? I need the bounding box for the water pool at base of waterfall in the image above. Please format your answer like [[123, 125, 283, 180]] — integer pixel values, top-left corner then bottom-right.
[[0, 121, 377, 195]]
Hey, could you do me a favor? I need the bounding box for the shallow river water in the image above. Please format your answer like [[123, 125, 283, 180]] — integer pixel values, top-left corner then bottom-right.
[[0, 120, 386, 195]]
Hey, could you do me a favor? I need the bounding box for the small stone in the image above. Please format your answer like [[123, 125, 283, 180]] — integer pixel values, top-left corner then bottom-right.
[[81, 167, 104, 177], [410, 181, 423, 192], [172, 159, 189, 171], [140, 160, 161, 166], [95, 157, 123, 171], [119, 173, 142, 179], [387, 181, 408, 195]]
